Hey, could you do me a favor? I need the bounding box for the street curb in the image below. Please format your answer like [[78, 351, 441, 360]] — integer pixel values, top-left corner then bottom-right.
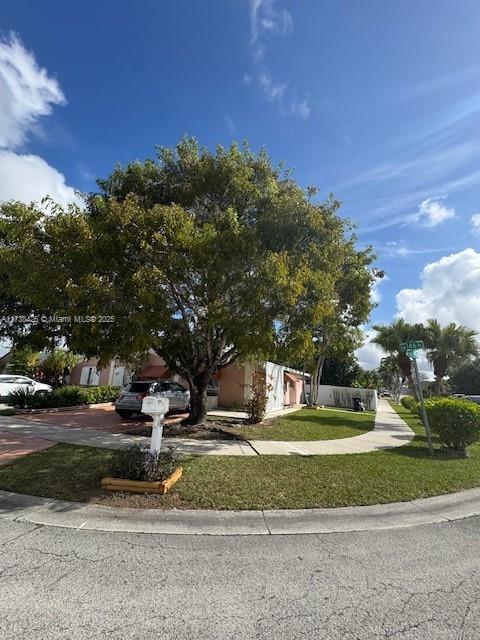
[[1, 487, 480, 536]]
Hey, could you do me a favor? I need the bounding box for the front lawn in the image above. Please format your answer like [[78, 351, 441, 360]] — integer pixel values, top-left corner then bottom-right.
[[2, 404, 480, 509], [221, 407, 375, 441]]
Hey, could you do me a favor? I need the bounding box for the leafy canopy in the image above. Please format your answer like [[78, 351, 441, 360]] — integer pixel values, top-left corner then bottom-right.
[[1, 139, 366, 420]]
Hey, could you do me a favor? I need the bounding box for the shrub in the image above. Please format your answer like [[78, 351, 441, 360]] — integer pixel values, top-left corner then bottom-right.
[[401, 396, 417, 411], [109, 444, 179, 482], [8, 387, 36, 409], [82, 386, 119, 404], [424, 397, 480, 454], [8, 385, 119, 409], [244, 372, 271, 424]]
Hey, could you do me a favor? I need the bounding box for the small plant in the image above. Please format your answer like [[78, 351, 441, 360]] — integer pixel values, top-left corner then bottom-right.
[[8, 387, 35, 409], [244, 371, 272, 424], [401, 395, 418, 411], [424, 397, 480, 456], [109, 444, 179, 482]]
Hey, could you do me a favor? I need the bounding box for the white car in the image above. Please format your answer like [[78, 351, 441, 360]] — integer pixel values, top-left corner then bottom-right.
[[0, 375, 52, 401]]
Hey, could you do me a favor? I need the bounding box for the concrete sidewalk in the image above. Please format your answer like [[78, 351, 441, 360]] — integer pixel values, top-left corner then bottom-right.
[[1, 486, 479, 535], [0, 398, 412, 456], [249, 398, 414, 455], [0, 417, 256, 455]]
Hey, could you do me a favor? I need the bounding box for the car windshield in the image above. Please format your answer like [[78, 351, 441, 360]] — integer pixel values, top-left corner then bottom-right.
[[124, 382, 151, 393]]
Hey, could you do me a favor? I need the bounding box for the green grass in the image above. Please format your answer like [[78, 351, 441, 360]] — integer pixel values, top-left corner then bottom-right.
[[0, 444, 113, 502], [0, 409, 16, 416], [222, 407, 375, 441], [2, 403, 480, 509]]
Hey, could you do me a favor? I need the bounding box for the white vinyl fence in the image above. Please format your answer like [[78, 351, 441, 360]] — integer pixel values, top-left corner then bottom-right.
[[265, 361, 284, 413], [316, 385, 378, 411]]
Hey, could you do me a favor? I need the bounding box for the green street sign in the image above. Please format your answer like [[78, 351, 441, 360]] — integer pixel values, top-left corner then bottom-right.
[[400, 340, 424, 353]]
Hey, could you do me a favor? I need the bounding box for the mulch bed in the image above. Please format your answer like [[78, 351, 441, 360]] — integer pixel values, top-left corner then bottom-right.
[[125, 417, 247, 441]]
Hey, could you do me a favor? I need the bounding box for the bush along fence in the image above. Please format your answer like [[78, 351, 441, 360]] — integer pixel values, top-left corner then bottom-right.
[[8, 385, 120, 410]]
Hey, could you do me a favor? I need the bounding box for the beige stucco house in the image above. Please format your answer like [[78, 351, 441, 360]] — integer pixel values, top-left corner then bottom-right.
[[70, 352, 309, 412]]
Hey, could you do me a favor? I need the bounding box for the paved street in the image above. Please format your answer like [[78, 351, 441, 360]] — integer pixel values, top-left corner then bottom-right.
[[1, 516, 479, 639]]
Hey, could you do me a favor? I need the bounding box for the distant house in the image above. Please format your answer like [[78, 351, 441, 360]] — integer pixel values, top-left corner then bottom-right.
[[69, 351, 309, 413]]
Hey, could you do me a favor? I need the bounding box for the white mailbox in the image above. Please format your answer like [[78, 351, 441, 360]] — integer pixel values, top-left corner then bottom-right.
[[141, 395, 169, 455], [142, 395, 169, 417]]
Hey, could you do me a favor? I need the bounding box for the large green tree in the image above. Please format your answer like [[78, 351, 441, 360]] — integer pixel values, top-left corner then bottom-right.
[[2, 139, 363, 424], [278, 235, 377, 404], [423, 319, 478, 395], [448, 358, 480, 395], [320, 355, 362, 387]]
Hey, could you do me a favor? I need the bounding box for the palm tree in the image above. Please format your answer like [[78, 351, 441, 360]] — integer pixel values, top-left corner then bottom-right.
[[378, 355, 402, 402], [40, 349, 81, 388], [423, 319, 478, 395], [372, 319, 424, 399], [7, 347, 41, 377]]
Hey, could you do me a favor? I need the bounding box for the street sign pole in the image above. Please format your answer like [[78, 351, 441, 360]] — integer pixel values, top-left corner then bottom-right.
[[400, 339, 434, 456], [412, 355, 434, 455]]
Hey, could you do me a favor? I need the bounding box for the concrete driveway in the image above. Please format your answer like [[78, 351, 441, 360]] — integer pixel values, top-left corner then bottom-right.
[[13, 404, 188, 434]]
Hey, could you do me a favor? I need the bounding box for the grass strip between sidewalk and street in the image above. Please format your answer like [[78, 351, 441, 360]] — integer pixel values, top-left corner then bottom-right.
[[2, 403, 480, 510]]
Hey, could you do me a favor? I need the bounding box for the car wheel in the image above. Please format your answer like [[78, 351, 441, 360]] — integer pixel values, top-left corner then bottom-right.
[[117, 410, 133, 419]]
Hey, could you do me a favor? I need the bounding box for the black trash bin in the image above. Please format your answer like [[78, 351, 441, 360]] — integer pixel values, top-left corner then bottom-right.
[[352, 397, 362, 412]]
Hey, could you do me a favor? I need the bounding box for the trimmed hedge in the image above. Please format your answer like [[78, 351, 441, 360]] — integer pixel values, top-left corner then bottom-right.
[[424, 397, 480, 454], [400, 396, 418, 411], [9, 385, 119, 409]]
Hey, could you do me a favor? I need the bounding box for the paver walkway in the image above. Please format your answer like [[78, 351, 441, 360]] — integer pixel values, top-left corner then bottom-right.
[[0, 399, 413, 456], [0, 430, 56, 464]]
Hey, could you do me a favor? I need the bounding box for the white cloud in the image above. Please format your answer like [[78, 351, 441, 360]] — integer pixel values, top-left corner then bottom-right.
[[382, 241, 451, 259], [247, 1, 309, 118], [471, 213, 480, 236], [355, 329, 384, 371], [396, 249, 480, 332], [0, 150, 80, 208], [0, 34, 78, 208], [250, 0, 292, 48], [358, 249, 480, 375], [412, 197, 455, 227], [258, 71, 287, 101], [288, 98, 310, 119], [370, 274, 388, 304], [0, 33, 65, 149]]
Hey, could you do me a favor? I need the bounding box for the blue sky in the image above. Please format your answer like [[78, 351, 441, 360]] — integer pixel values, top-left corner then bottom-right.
[[1, 0, 480, 368]]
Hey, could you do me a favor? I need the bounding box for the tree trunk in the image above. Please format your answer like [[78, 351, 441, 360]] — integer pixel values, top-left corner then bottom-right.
[[186, 372, 211, 425], [407, 374, 419, 401], [434, 376, 442, 396], [310, 353, 326, 406]]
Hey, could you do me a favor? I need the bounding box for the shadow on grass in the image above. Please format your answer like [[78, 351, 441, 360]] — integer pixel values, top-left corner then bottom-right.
[[383, 434, 463, 461]]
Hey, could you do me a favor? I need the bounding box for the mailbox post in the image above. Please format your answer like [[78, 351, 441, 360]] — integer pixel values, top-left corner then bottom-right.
[[141, 395, 170, 455]]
